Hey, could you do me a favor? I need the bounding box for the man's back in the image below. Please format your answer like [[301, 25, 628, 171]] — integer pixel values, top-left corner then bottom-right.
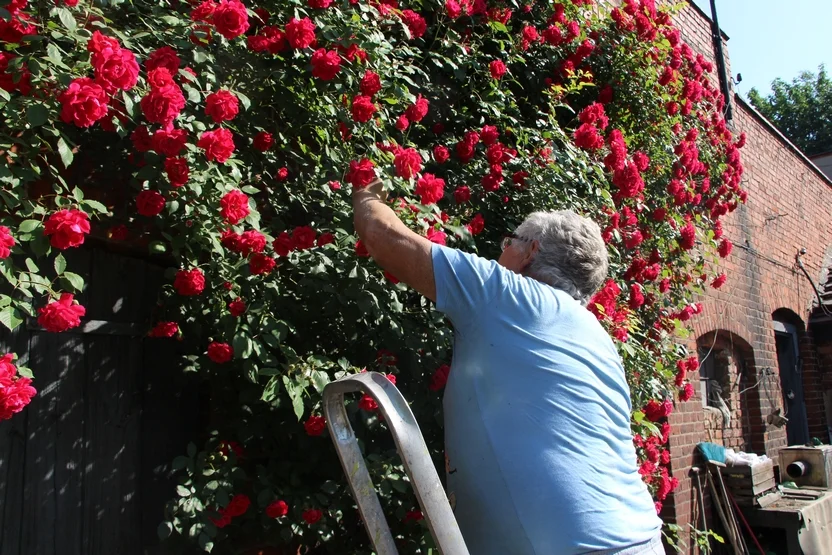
[[433, 244, 662, 554]]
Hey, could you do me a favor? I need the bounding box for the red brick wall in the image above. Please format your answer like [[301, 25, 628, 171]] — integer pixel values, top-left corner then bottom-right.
[[665, 2, 832, 550]]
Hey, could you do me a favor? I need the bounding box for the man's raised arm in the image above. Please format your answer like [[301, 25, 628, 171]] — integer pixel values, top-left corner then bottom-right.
[[352, 180, 437, 302]]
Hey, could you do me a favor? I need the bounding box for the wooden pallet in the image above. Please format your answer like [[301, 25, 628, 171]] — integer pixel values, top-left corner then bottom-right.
[[719, 460, 777, 507]]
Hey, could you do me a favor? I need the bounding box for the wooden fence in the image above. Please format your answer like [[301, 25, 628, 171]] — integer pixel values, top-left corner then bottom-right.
[[0, 247, 201, 555]]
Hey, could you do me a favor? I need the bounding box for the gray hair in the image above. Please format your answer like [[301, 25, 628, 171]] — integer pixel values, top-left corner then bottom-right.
[[515, 210, 609, 304]]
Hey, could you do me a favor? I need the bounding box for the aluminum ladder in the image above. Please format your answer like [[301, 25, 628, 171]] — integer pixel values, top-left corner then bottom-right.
[[323, 371, 470, 555]]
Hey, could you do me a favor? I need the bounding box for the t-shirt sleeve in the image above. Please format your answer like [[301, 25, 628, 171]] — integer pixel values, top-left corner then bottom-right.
[[431, 244, 505, 330]]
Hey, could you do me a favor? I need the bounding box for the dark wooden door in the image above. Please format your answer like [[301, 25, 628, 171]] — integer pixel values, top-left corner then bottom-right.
[[0, 248, 200, 555], [775, 321, 809, 446]]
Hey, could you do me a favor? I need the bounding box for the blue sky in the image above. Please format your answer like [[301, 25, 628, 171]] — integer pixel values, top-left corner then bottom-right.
[[689, 0, 832, 98]]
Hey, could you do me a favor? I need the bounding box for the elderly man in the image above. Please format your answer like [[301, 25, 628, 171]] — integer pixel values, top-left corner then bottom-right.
[[353, 180, 663, 555]]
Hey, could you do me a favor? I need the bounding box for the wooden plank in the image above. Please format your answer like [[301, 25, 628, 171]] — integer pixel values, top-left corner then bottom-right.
[[719, 459, 774, 477], [81, 335, 142, 555], [723, 475, 776, 494], [20, 333, 62, 555], [756, 491, 783, 508], [0, 325, 31, 555], [53, 333, 87, 555]]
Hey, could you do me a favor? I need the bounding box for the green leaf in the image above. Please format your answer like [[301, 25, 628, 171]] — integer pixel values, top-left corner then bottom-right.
[[0, 306, 24, 331], [57, 137, 73, 168], [82, 199, 108, 214], [46, 43, 63, 66], [61, 271, 84, 292], [157, 522, 173, 540], [282, 376, 305, 421], [261, 375, 280, 402], [232, 333, 253, 359], [16, 366, 33, 379], [172, 456, 189, 471], [176, 485, 191, 497], [198, 533, 213, 552], [56, 7, 76, 32], [24, 258, 38, 273], [18, 220, 41, 233], [54, 253, 66, 275], [236, 91, 251, 111], [26, 104, 49, 127]]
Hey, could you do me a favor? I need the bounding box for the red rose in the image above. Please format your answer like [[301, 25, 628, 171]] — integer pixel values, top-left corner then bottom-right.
[[628, 283, 645, 309], [360, 70, 382, 96], [88, 30, 119, 59], [151, 127, 188, 156], [453, 186, 471, 204], [44, 209, 90, 249], [467, 213, 485, 235], [228, 299, 246, 317], [308, 0, 332, 8], [302, 509, 323, 524], [149, 321, 179, 337], [0, 53, 31, 96], [276, 167, 289, 181], [310, 48, 341, 80], [679, 383, 694, 402], [145, 46, 181, 74], [164, 157, 190, 187], [285, 17, 316, 49], [239, 230, 266, 255], [358, 393, 378, 411], [198, 127, 235, 163], [249, 253, 276, 275], [427, 228, 446, 245], [396, 115, 409, 131], [212, 0, 249, 39], [205, 89, 239, 123], [292, 226, 317, 250], [718, 239, 732, 258], [108, 224, 129, 241], [489, 59, 507, 80], [220, 189, 250, 224], [274, 232, 295, 256], [207, 341, 233, 363], [415, 173, 445, 204], [266, 500, 289, 519], [711, 273, 726, 289], [0, 376, 36, 421], [482, 172, 503, 191], [405, 95, 429, 122], [225, 494, 250, 517], [140, 84, 186, 126], [253, 131, 274, 151], [433, 145, 449, 163], [429, 364, 450, 391], [137, 190, 166, 217], [93, 47, 139, 92], [59, 78, 109, 128], [573, 123, 604, 150], [174, 268, 205, 296], [351, 95, 376, 123], [480, 125, 499, 145], [190, 0, 216, 23], [394, 148, 423, 179], [304, 415, 326, 436], [679, 223, 696, 250], [355, 240, 370, 257], [317, 232, 335, 246], [37, 293, 85, 333], [400, 10, 427, 39], [346, 158, 376, 188], [131, 125, 153, 152], [0, 226, 14, 258]]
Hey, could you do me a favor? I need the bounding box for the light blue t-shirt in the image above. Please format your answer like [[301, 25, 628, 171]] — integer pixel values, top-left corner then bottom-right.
[[432, 245, 662, 555]]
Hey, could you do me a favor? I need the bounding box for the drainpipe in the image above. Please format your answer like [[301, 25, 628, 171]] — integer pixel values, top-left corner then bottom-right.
[[709, 0, 733, 123]]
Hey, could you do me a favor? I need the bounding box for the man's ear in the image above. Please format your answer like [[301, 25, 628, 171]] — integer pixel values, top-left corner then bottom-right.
[[521, 239, 539, 269]]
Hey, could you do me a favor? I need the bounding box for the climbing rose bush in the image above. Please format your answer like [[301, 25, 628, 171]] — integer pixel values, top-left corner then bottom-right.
[[0, 0, 745, 551]]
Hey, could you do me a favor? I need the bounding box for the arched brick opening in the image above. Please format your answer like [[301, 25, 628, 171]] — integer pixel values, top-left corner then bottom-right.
[[695, 330, 761, 453]]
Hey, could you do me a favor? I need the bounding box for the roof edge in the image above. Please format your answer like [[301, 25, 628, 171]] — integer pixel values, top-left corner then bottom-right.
[[735, 94, 832, 189], [684, 0, 730, 41]]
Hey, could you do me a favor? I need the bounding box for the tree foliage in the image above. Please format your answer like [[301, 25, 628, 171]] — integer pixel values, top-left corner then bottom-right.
[[748, 65, 832, 156]]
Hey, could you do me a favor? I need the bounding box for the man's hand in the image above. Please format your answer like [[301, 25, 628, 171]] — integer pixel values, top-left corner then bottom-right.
[[352, 179, 437, 302]]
